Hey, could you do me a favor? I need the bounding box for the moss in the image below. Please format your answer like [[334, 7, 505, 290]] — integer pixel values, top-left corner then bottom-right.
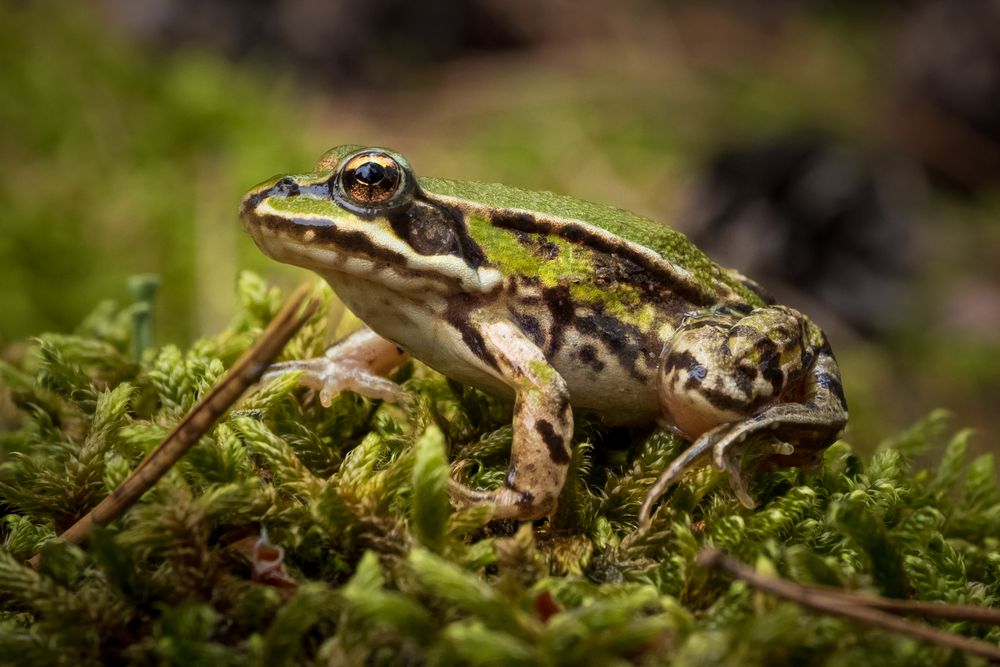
[[0, 274, 998, 666]]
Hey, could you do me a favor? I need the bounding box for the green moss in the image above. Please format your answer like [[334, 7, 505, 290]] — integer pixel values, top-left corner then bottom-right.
[[0, 275, 998, 666]]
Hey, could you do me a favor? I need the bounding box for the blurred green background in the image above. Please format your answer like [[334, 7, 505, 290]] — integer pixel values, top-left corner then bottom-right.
[[1, 1, 998, 451]]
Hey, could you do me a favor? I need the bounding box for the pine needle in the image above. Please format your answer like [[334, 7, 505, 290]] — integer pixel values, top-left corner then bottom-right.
[[27, 283, 321, 569]]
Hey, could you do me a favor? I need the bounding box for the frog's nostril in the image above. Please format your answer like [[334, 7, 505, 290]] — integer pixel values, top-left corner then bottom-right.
[[276, 177, 300, 196]]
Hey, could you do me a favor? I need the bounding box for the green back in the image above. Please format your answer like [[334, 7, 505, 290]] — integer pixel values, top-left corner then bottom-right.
[[420, 176, 762, 303]]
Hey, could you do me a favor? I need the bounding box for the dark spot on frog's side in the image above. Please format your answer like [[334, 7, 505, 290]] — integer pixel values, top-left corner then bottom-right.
[[458, 326, 499, 372], [511, 310, 545, 348], [575, 314, 653, 381], [577, 344, 605, 372], [541, 286, 575, 326], [537, 419, 570, 464], [557, 394, 572, 423], [540, 286, 575, 355]]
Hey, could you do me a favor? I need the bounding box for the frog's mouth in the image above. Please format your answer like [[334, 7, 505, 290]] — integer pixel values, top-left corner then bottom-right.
[[240, 191, 400, 272], [240, 190, 495, 295]]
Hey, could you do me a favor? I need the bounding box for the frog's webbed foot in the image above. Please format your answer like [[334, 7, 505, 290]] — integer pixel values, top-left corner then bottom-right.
[[642, 421, 794, 515], [263, 326, 409, 406], [640, 401, 843, 526]]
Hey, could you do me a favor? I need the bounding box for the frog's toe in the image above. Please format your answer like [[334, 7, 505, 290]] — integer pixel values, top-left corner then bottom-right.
[[712, 425, 800, 508], [448, 479, 557, 521], [264, 358, 407, 406], [639, 427, 723, 526], [318, 367, 407, 405], [640, 421, 799, 524], [712, 432, 758, 509]]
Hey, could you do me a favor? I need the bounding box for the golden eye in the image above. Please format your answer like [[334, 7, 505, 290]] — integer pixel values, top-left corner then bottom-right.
[[340, 153, 403, 206]]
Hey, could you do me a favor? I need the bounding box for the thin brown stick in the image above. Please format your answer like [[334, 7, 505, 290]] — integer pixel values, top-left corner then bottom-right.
[[698, 548, 1000, 662], [816, 586, 1000, 626], [28, 283, 320, 570]]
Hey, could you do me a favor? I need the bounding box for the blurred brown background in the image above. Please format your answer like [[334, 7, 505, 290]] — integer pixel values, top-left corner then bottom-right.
[[1, 0, 998, 451]]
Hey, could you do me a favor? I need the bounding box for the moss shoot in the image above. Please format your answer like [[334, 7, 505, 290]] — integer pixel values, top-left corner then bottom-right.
[[0, 273, 998, 666]]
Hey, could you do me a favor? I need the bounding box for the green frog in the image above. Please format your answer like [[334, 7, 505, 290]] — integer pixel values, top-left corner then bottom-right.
[[240, 145, 847, 526]]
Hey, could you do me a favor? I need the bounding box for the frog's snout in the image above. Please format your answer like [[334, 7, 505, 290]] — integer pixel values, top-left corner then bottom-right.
[[241, 176, 302, 214], [240, 191, 263, 218]]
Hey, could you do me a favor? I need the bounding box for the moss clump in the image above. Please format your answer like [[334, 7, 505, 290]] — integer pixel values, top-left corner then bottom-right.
[[1, 273, 998, 666]]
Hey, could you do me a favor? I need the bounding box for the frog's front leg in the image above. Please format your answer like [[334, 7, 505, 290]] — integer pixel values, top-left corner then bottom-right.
[[640, 306, 848, 525], [449, 321, 573, 521], [265, 326, 409, 405]]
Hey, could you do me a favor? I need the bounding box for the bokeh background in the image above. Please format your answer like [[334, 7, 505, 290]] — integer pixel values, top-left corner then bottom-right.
[[1, 1, 998, 452]]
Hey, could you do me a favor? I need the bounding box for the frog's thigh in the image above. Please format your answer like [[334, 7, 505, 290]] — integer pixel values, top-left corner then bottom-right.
[[644, 307, 848, 522], [264, 326, 409, 406], [449, 321, 572, 521], [659, 305, 816, 435]]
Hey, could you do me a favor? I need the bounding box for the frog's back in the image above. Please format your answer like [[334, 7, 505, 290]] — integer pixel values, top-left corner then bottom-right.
[[420, 176, 764, 307]]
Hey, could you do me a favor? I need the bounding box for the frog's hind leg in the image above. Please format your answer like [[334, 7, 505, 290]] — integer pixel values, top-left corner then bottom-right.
[[641, 307, 848, 526], [264, 326, 409, 405]]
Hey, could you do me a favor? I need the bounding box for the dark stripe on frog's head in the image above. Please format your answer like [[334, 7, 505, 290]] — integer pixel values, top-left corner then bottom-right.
[[384, 195, 487, 270], [240, 149, 497, 292], [314, 145, 489, 271]]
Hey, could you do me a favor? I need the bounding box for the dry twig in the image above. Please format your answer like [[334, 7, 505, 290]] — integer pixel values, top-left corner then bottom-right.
[[27, 283, 320, 569], [698, 548, 1000, 662]]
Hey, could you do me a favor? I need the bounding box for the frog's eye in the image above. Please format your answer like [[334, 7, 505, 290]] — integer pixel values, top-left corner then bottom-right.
[[339, 153, 404, 207]]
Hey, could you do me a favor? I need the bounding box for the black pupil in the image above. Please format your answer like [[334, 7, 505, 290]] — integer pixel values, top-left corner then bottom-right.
[[355, 161, 385, 185]]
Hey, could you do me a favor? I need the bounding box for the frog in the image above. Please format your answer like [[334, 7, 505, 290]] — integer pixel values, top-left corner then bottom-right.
[[240, 145, 848, 527]]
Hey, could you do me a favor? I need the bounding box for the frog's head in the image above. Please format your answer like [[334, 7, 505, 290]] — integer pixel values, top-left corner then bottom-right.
[[240, 145, 496, 294]]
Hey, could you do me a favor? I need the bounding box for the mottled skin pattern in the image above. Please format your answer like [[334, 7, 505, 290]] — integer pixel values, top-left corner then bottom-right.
[[240, 145, 848, 525]]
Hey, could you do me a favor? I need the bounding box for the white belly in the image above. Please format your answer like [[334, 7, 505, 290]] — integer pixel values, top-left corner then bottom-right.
[[326, 274, 662, 426]]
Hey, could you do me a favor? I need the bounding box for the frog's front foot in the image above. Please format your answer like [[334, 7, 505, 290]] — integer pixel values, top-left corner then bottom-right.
[[264, 326, 409, 405], [448, 479, 558, 521]]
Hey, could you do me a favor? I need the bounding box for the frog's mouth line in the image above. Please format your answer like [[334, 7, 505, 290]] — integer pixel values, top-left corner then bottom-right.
[[241, 207, 485, 295], [243, 209, 407, 263]]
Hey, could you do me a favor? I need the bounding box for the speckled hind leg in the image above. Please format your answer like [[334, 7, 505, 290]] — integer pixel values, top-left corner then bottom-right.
[[448, 321, 573, 521], [264, 326, 409, 405], [641, 308, 848, 526]]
